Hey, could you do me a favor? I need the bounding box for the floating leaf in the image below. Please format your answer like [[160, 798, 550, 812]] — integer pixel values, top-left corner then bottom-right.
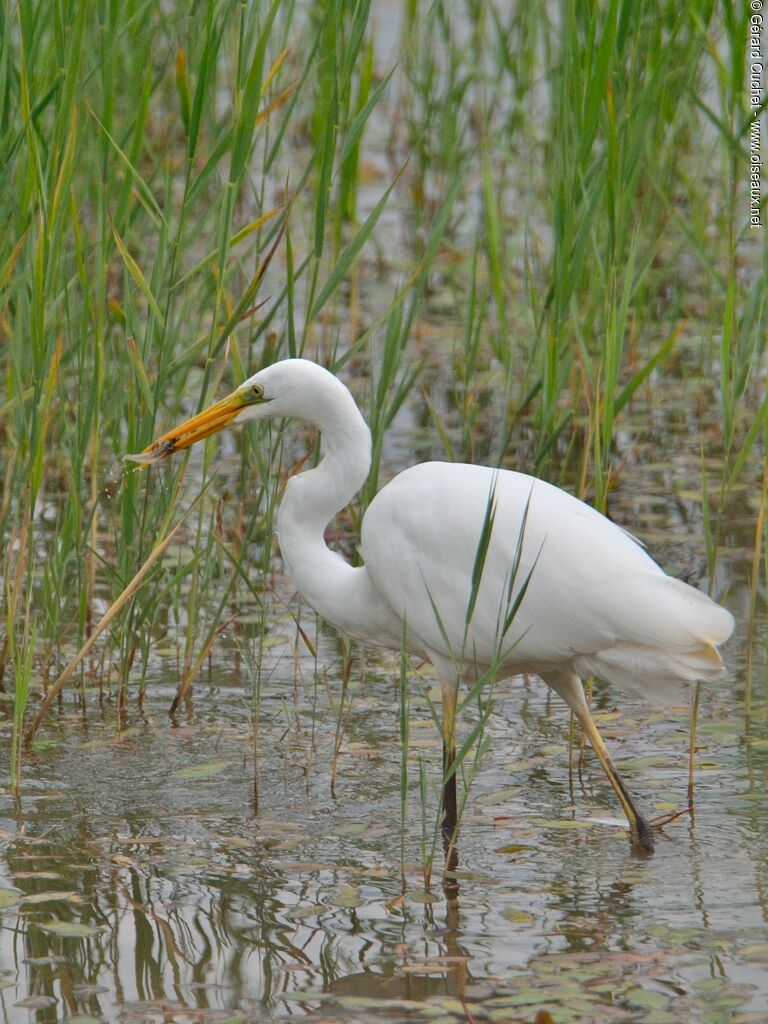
[[537, 819, 591, 830], [39, 919, 102, 938], [278, 991, 330, 1003], [409, 890, 439, 904], [272, 837, 305, 852], [501, 907, 536, 923], [0, 888, 23, 909], [740, 943, 768, 961], [626, 755, 669, 769], [408, 737, 441, 750], [12, 872, 62, 880], [626, 988, 671, 1009], [30, 739, 59, 751], [287, 903, 324, 918], [334, 996, 430, 1010], [115, 726, 144, 741], [330, 885, 360, 909], [334, 823, 369, 837], [694, 977, 727, 992], [697, 722, 740, 738], [175, 761, 228, 780], [22, 891, 80, 905], [491, 987, 550, 1007], [478, 787, 522, 805], [504, 756, 550, 773], [14, 996, 58, 1009]]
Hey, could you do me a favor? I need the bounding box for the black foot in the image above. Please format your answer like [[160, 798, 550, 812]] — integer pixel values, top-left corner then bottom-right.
[[442, 834, 460, 902], [632, 813, 655, 854]]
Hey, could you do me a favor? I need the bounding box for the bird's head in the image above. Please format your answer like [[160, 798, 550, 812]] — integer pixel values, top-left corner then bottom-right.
[[125, 359, 352, 466]]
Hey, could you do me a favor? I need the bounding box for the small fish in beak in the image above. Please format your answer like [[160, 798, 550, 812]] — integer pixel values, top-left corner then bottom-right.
[[126, 390, 250, 465]]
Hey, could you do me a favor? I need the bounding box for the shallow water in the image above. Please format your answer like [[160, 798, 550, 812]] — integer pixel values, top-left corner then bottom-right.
[[2, 7, 766, 1020], [1, 428, 766, 1024]]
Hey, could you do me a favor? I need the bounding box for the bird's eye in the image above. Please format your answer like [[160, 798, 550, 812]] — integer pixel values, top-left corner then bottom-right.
[[240, 382, 265, 405]]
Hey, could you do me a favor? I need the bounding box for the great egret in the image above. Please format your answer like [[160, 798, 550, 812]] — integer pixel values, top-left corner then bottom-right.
[[128, 358, 734, 853]]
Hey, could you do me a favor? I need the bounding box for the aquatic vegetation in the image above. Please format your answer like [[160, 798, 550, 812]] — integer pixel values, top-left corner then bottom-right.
[[0, 0, 765, 1018]]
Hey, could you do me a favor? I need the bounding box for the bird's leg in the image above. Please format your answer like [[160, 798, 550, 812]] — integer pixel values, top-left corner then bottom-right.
[[578, 709, 655, 853], [441, 678, 458, 836], [546, 673, 655, 853], [442, 830, 460, 903]]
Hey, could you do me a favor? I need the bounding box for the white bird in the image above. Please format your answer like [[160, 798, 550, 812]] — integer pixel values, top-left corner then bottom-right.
[[128, 358, 735, 852]]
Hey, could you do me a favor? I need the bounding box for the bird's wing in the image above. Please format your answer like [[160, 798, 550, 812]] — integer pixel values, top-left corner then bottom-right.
[[360, 462, 732, 676]]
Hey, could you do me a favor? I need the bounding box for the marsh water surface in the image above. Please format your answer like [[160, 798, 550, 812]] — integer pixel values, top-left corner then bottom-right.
[[1, 370, 766, 1024]]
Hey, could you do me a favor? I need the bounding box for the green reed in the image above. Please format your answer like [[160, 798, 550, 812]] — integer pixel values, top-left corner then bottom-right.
[[0, 0, 764, 833]]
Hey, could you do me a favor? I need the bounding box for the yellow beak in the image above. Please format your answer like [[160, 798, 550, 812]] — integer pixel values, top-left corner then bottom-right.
[[126, 389, 249, 466]]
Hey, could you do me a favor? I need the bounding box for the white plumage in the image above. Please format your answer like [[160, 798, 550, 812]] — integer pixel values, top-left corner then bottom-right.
[[362, 462, 732, 704], [131, 358, 734, 853]]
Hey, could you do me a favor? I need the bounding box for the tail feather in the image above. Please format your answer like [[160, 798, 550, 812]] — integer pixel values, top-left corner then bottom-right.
[[574, 639, 727, 706], [661, 576, 735, 646], [599, 574, 735, 653]]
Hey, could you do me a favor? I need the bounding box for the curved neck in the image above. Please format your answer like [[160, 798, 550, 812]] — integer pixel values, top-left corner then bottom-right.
[[282, 388, 372, 531], [276, 389, 372, 623], [271, 376, 403, 645]]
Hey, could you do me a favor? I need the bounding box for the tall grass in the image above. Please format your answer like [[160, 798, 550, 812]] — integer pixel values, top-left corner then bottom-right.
[[0, 0, 764, 818]]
